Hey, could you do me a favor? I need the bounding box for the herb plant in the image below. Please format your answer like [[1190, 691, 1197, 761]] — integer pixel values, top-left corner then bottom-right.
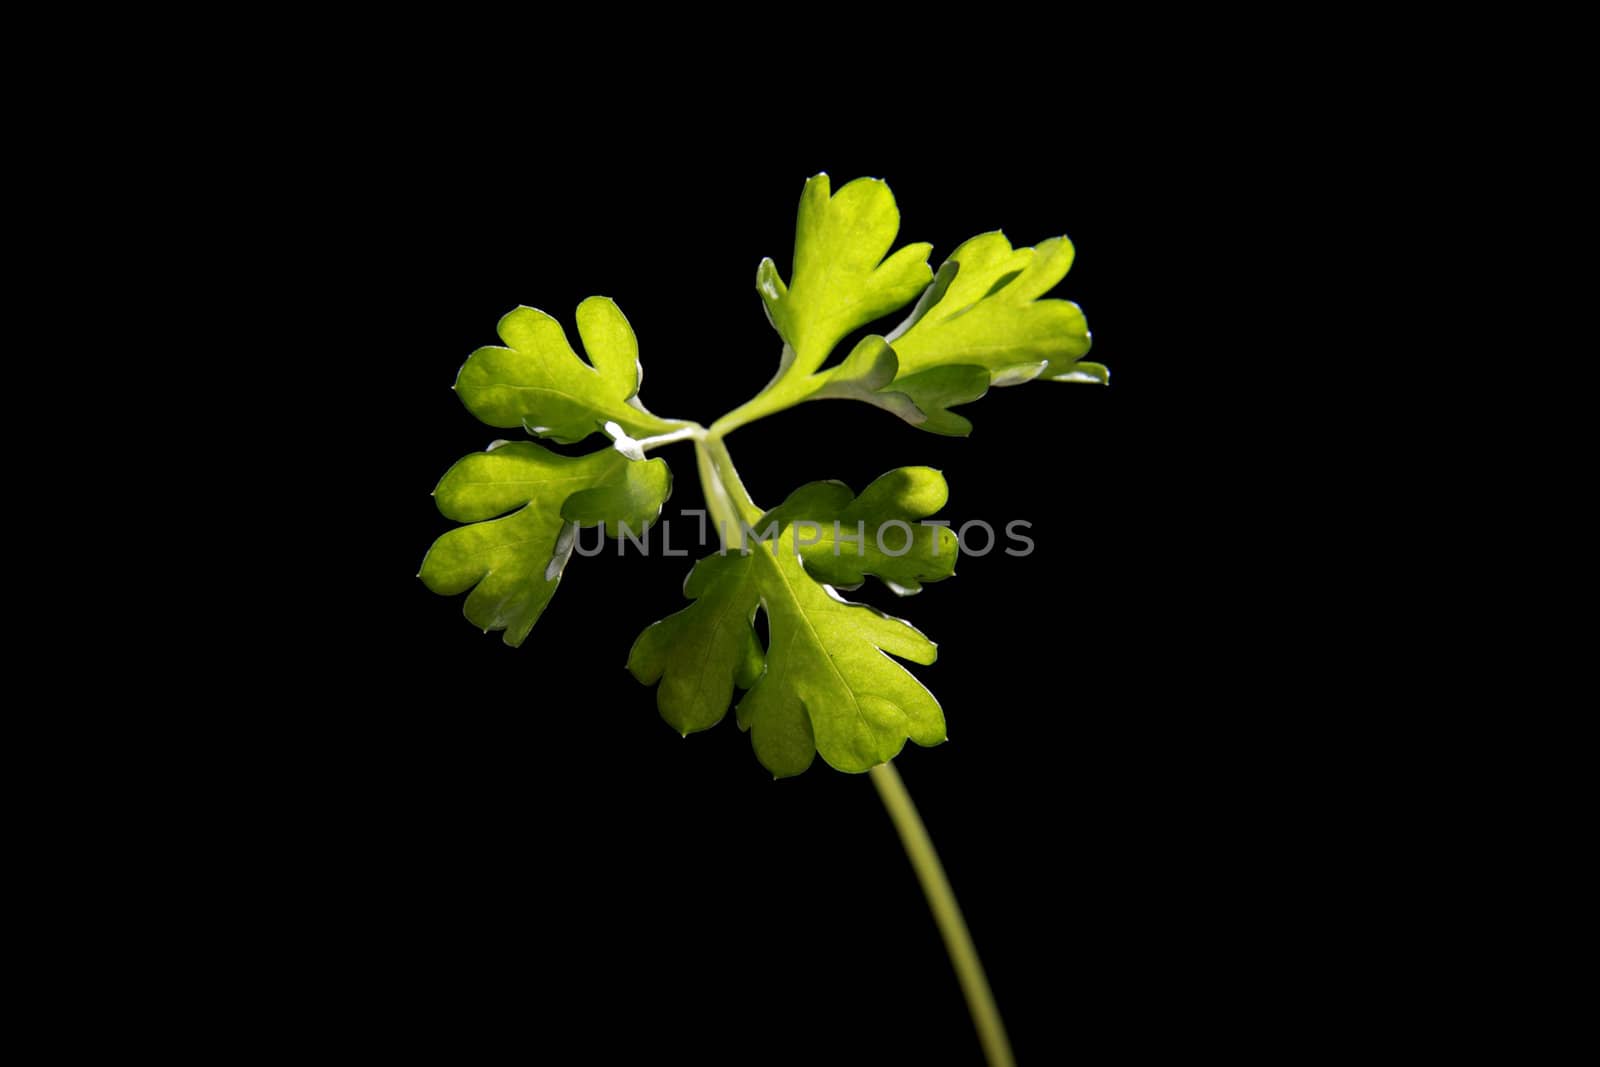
[[421, 174, 1104, 1065]]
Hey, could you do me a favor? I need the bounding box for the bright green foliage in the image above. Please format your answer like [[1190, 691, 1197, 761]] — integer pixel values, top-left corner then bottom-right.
[[880, 365, 995, 437], [757, 174, 933, 377], [889, 231, 1101, 405], [455, 297, 688, 445], [626, 553, 764, 737], [420, 442, 670, 646], [631, 464, 956, 775], [759, 467, 959, 594], [629, 524, 945, 778], [875, 233, 1103, 434], [716, 174, 1102, 441], [423, 173, 1103, 776], [739, 538, 943, 777]]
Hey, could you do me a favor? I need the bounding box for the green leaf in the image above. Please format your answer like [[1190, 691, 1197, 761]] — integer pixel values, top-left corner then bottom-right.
[[717, 182, 1100, 441], [884, 365, 992, 437], [420, 441, 671, 646], [454, 297, 689, 445], [561, 458, 674, 537], [889, 231, 1095, 384], [630, 498, 948, 777], [738, 538, 944, 777], [627, 553, 764, 736], [757, 174, 933, 379], [758, 467, 959, 595], [806, 335, 926, 424]]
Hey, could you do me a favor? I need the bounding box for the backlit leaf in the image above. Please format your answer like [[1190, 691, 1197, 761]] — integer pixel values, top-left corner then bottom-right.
[[421, 441, 671, 646], [454, 297, 689, 445]]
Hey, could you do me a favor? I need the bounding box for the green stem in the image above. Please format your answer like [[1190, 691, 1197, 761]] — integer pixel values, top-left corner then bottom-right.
[[870, 761, 1015, 1067], [708, 387, 798, 439], [708, 347, 814, 439], [694, 434, 762, 550], [704, 436, 762, 523], [692, 439, 1010, 1062]]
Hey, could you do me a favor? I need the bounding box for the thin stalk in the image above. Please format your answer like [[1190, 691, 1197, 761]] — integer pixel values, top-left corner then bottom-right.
[[708, 387, 798, 439], [870, 761, 1015, 1067], [702, 436, 762, 525], [695, 441, 742, 551], [694, 435, 762, 552], [708, 347, 807, 439], [693, 442, 1010, 1061]]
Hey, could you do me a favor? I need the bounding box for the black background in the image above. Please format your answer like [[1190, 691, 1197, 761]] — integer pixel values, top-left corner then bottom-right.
[[259, 110, 1297, 1062]]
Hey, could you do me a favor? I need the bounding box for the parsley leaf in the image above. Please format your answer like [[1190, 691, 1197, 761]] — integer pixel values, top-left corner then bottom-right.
[[420, 441, 671, 646], [757, 174, 933, 378], [889, 230, 1101, 395], [455, 297, 690, 445], [739, 538, 943, 777], [758, 466, 959, 595], [717, 177, 1101, 440], [625, 552, 765, 737], [629, 470, 953, 777]]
